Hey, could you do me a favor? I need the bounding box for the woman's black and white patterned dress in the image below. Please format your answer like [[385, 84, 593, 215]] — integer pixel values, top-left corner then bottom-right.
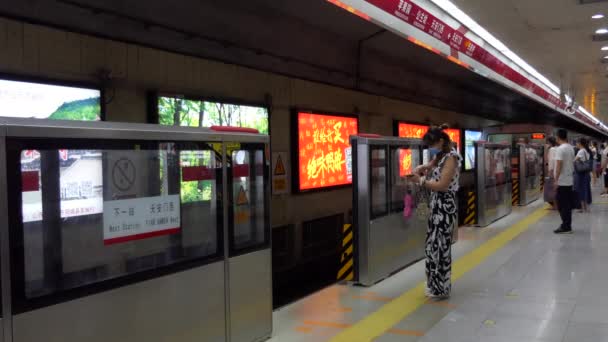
[[426, 150, 461, 297]]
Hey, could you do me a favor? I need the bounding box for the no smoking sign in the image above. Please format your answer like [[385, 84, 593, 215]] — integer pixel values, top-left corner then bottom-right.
[[112, 158, 136, 192]]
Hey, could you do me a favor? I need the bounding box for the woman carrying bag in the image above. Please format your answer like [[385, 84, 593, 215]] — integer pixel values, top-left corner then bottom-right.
[[409, 124, 461, 300], [574, 138, 593, 213]]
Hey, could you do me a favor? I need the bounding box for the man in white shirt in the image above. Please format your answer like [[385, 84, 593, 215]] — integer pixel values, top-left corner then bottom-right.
[[553, 129, 575, 234], [545, 136, 558, 209]]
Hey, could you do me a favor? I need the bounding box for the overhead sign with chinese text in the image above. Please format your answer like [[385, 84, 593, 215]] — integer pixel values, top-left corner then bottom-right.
[[329, 0, 604, 134], [296, 112, 358, 191], [103, 194, 180, 245]]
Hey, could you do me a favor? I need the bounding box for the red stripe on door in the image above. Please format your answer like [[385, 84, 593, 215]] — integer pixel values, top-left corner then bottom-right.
[[182, 166, 215, 181], [104, 227, 181, 245], [22, 171, 39, 192]]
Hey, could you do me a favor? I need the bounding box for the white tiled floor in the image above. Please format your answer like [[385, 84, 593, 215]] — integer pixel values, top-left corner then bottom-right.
[[269, 187, 608, 342]]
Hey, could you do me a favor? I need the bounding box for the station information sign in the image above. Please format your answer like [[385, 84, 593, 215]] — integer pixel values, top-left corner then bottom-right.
[[296, 112, 358, 191]]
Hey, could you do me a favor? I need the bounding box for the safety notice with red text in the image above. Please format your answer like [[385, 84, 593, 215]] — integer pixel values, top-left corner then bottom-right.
[[103, 194, 181, 245]]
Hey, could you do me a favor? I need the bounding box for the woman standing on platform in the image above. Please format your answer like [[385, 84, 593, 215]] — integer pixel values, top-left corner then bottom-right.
[[410, 124, 462, 300], [574, 138, 593, 213]]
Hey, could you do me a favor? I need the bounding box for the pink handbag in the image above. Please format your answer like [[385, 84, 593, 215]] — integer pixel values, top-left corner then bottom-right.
[[403, 193, 413, 219]]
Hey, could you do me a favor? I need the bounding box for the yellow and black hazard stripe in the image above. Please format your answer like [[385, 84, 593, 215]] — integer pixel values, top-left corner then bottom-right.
[[512, 178, 520, 206], [464, 191, 476, 225], [337, 224, 355, 282]]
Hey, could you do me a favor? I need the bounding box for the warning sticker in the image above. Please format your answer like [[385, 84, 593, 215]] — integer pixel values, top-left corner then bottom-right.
[[274, 155, 286, 176], [236, 186, 249, 206], [272, 152, 289, 195]]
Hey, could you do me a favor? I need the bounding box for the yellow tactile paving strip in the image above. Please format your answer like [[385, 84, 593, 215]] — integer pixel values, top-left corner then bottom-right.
[[329, 207, 549, 342]]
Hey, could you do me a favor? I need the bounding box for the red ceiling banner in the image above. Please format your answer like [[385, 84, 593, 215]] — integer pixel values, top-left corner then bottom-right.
[[297, 112, 358, 191], [363, 0, 562, 108]]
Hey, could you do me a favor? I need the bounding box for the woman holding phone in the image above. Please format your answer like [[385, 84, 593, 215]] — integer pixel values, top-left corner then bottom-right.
[[409, 124, 461, 300]]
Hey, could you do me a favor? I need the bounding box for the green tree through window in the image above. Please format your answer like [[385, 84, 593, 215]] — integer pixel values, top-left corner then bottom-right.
[[158, 96, 269, 202]]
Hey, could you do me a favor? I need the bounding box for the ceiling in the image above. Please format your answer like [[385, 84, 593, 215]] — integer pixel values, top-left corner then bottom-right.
[[0, 0, 606, 137], [450, 0, 608, 122]]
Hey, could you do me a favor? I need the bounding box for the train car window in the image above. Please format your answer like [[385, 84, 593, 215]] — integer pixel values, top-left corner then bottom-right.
[[10, 140, 222, 305], [525, 146, 544, 178], [228, 145, 269, 255], [370, 147, 388, 219], [484, 146, 511, 188]]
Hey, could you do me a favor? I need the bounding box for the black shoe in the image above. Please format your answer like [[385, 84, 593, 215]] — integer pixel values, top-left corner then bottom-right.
[[554, 227, 573, 234]]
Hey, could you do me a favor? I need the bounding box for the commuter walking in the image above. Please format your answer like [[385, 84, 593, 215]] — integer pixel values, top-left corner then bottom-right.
[[574, 138, 592, 212], [553, 129, 575, 234], [591, 141, 599, 186], [410, 124, 461, 299], [601, 143, 608, 197]]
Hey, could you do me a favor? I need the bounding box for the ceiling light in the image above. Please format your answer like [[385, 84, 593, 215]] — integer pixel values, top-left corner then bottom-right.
[[592, 14, 605, 19], [597, 28, 608, 34], [603, 46, 608, 51]]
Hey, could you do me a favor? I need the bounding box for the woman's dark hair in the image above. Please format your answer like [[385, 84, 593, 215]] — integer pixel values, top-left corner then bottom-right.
[[547, 136, 557, 147], [579, 137, 592, 157], [423, 123, 452, 159]]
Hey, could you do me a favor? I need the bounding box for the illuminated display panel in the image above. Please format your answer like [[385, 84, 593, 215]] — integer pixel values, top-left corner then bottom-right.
[[0, 77, 103, 223], [156, 94, 269, 202], [398, 123, 461, 151], [296, 112, 358, 191], [445, 128, 462, 152], [398, 123, 429, 139], [399, 149, 413, 177], [464, 130, 482, 170], [531, 133, 546, 140], [157, 95, 269, 134]]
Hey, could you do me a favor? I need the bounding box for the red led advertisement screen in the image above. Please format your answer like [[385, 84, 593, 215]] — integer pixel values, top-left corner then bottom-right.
[[398, 123, 429, 139], [444, 128, 461, 151], [296, 112, 358, 191], [397, 123, 461, 151], [399, 149, 413, 177]]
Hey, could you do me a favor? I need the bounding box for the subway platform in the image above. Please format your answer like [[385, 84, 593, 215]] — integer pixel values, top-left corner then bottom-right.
[[270, 187, 608, 342]]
